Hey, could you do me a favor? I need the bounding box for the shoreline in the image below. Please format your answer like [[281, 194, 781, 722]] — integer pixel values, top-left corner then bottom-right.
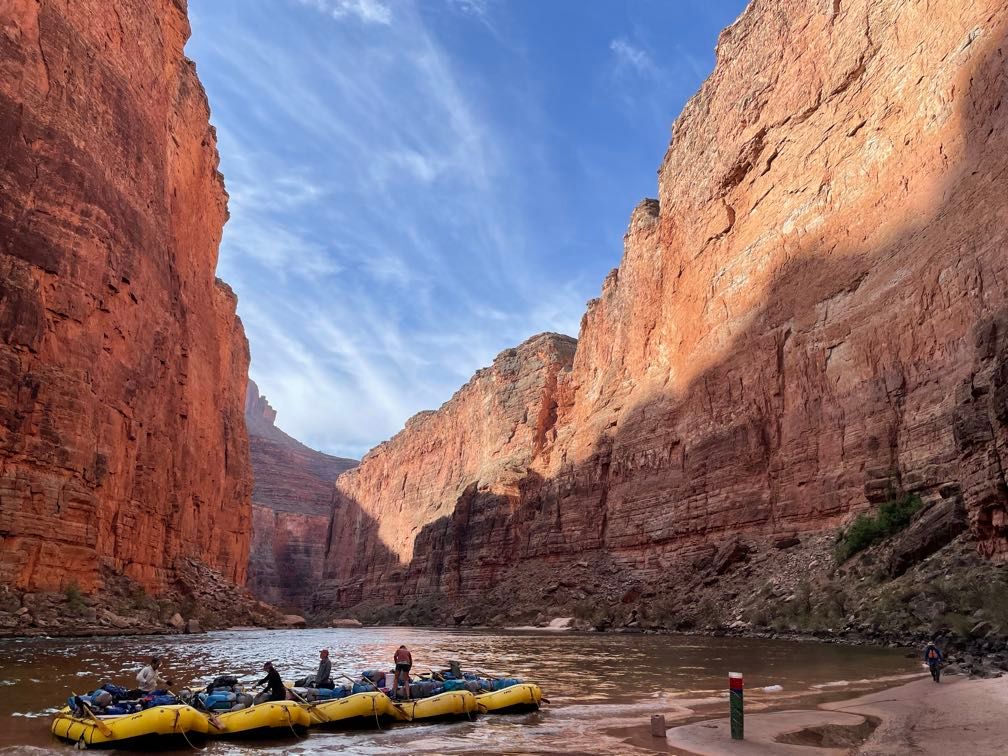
[[649, 673, 1003, 753], [620, 673, 1008, 755]]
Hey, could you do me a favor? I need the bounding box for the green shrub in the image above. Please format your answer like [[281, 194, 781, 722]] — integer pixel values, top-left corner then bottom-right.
[[65, 581, 85, 613], [835, 493, 924, 562]]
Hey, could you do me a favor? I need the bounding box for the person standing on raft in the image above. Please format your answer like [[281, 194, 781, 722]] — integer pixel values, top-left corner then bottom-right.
[[255, 661, 287, 703], [135, 656, 171, 694], [393, 645, 413, 699]]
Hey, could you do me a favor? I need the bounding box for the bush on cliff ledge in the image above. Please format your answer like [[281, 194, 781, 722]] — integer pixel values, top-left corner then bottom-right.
[[835, 493, 924, 562]]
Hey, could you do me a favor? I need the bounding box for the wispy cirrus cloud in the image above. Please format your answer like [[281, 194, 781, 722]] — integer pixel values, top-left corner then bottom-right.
[[186, 0, 742, 458], [298, 0, 392, 25], [609, 37, 657, 77]]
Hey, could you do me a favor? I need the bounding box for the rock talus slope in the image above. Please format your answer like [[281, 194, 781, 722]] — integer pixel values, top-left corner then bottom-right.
[[0, 1, 253, 593], [317, 0, 1008, 615], [245, 380, 356, 609]]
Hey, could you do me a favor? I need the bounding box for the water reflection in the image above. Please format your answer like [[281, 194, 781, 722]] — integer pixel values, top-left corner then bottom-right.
[[0, 628, 918, 754]]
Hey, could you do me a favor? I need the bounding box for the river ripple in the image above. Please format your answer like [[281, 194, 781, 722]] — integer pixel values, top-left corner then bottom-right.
[[0, 627, 920, 754]]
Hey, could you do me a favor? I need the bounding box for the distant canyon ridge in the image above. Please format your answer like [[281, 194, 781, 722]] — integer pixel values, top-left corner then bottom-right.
[[0, 0, 1005, 637]]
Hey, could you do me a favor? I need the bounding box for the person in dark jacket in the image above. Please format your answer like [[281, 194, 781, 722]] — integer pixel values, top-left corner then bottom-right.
[[924, 642, 944, 682], [255, 661, 287, 703]]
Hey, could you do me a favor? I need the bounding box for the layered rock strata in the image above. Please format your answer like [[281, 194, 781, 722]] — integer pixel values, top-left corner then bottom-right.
[[245, 380, 356, 609], [317, 0, 1008, 615], [317, 333, 576, 608], [0, 1, 252, 593]]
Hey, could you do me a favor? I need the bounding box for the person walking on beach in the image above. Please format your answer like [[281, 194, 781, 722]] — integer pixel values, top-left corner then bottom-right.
[[135, 656, 171, 694], [255, 661, 287, 703], [393, 645, 413, 699], [924, 641, 944, 682], [314, 649, 333, 688]]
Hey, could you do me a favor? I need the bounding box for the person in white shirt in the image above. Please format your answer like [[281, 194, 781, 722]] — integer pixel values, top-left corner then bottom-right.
[[136, 656, 171, 693]]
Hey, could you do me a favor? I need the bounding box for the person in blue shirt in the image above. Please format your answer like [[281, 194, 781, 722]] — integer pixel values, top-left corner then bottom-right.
[[924, 642, 944, 682]]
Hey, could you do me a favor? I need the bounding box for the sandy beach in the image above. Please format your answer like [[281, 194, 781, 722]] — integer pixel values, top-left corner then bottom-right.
[[662, 674, 1008, 755]]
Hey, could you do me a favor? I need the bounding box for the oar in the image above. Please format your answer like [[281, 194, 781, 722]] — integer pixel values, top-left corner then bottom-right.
[[287, 686, 329, 724], [73, 694, 113, 738]]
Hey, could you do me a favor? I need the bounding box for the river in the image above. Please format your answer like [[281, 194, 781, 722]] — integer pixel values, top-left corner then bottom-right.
[[0, 627, 922, 754]]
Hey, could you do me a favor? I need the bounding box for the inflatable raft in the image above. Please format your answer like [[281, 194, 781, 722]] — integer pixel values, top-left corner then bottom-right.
[[206, 700, 311, 737], [475, 683, 543, 713], [396, 690, 477, 721], [310, 691, 409, 726], [51, 704, 208, 748]]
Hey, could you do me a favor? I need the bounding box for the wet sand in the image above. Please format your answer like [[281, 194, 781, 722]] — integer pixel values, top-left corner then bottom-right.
[[657, 674, 1008, 755]]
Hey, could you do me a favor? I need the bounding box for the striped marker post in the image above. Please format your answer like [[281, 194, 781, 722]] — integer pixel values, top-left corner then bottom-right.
[[729, 672, 743, 740]]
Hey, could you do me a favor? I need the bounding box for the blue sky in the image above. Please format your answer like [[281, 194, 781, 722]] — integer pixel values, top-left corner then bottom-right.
[[186, 0, 748, 459]]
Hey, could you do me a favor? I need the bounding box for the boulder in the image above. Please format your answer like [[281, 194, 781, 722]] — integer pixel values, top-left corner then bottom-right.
[[185, 618, 202, 634], [330, 618, 363, 628], [712, 539, 749, 575], [971, 621, 993, 638], [280, 614, 307, 628], [168, 612, 186, 631], [888, 497, 968, 577]]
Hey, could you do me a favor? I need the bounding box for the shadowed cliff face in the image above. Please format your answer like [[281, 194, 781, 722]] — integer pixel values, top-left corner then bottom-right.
[[316, 0, 1007, 613], [245, 380, 357, 610], [0, 1, 252, 593]]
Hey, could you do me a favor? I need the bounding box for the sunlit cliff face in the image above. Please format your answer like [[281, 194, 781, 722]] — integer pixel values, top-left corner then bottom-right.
[[317, 0, 1008, 609], [0, 0, 252, 594]]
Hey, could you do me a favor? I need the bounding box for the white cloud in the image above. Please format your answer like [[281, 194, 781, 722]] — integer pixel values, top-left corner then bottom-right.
[[189, 0, 596, 458], [298, 0, 392, 25], [609, 37, 656, 76]]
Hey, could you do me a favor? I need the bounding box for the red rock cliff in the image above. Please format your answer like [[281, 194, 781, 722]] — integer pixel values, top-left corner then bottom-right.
[[317, 0, 1008, 614], [245, 380, 356, 610], [0, 0, 253, 593]]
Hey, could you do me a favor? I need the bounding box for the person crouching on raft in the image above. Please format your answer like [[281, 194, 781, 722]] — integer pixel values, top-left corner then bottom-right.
[[255, 661, 287, 703], [135, 656, 172, 695], [924, 641, 944, 682], [393, 645, 413, 699]]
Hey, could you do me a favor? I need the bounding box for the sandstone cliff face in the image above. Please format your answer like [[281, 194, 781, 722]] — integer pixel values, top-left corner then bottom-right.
[[318, 333, 576, 608], [318, 0, 1008, 615], [0, 1, 253, 593], [245, 380, 356, 609]]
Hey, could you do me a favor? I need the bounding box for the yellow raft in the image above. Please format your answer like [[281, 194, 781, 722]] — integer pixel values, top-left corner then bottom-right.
[[309, 691, 409, 726], [475, 683, 543, 714], [206, 700, 311, 737], [396, 690, 477, 721], [51, 704, 209, 747]]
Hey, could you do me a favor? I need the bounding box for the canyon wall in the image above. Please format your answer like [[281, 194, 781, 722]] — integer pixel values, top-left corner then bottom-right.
[[317, 0, 1007, 616], [245, 380, 356, 610], [0, 1, 253, 593]]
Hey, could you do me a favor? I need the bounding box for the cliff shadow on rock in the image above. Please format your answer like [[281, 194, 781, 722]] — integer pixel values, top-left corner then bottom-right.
[[311, 13, 1007, 639]]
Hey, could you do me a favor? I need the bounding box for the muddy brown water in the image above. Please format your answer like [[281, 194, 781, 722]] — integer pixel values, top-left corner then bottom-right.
[[0, 627, 921, 754]]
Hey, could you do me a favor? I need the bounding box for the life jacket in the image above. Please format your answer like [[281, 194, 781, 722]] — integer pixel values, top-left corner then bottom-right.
[[927, 648, 939, 661]]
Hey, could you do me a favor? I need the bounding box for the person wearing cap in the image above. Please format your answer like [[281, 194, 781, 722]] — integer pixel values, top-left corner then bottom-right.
[[314, 649, 333, 688], [255, 661, 287, 703], [136, 656, 171, 694]]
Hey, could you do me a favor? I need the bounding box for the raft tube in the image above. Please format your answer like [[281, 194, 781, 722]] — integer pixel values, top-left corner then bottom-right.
[[396, 690, 477, 721], [311, 691, 409, 727], [51, 704, 209, 748], [475, 683, 543, 714], [206, 700, 311, 737]]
